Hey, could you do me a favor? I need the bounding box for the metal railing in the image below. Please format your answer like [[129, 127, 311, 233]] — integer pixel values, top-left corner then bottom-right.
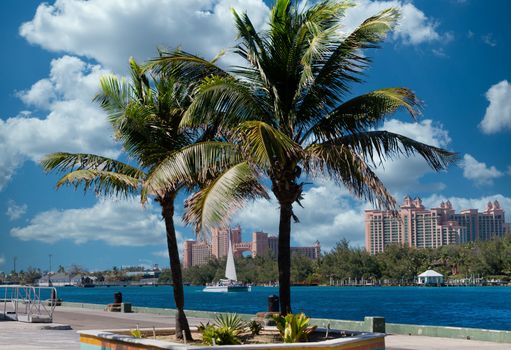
[[0, 285, 57, 322]]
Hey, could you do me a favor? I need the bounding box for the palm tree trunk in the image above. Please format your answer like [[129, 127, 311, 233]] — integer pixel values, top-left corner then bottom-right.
[[160, 192, 192, 340], [278, 201, 293, 315]]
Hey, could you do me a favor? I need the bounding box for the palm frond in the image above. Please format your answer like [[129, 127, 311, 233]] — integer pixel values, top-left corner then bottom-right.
[[303, 88, 421, 142], [41, 152, 144, 179], [93, 75, 132, 124], [146, 50, 228, 83], [237, 121, 303, 170], [55, 169, 140, 198], [180, 75, 266, 128], [334, 130, 458, 170], [142, 142, 243, 201], [183, 162, 269, 234], [303, 143, 396, 209], [297, 8, 400, 121]]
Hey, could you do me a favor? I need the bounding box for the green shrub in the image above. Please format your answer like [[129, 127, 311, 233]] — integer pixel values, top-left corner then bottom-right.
[[200, 324, 242, 345], [215, 313, 246, 333], [130, 329, 142, 338], [273, 313, 317, 343], [199, 313, 247, 345]]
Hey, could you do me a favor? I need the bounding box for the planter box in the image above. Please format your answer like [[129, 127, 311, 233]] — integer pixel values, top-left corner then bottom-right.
[[78, 327, 385, 350]]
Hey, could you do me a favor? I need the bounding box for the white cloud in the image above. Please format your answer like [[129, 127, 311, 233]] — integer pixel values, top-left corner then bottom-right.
[[6, 200, 28, 221], [461, 154, 503, 186], [20, 0, 269, 71], [0, 56, 119, 190], [10, 198, 171, 246], [373, 119, 452, 195], [234, 179, 367, 251], [479, 80, 511, 134], [0, 255, 5, 266], [153, 250, 170, 258], [342, 0, 447, 45], [482, 33, 497, 47]]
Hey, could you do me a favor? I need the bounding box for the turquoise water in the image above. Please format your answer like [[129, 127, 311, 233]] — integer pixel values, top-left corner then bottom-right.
[[54, 286, 511, 331]]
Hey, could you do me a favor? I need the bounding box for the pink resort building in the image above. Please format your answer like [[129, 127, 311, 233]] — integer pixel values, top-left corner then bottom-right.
[[365, 196, 508, 255], [183, 225, 320, 268]]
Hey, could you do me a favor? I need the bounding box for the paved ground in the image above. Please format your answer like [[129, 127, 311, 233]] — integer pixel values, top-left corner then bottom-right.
[[0, 307, 509, 349], [386, 334, 510, 349]]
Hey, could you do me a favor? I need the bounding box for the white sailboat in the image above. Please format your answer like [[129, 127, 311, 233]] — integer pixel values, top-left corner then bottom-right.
[[203, 234, 251, 292]]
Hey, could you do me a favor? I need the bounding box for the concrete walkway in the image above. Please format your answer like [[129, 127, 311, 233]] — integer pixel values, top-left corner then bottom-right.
[[0, 307, 508, 349]]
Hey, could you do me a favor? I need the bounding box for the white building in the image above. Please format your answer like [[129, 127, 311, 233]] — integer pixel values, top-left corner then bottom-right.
[[417, 270, 444, 286]]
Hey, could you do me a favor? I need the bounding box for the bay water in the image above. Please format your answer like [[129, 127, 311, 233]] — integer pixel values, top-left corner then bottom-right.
[[55, 286, 511, 331]]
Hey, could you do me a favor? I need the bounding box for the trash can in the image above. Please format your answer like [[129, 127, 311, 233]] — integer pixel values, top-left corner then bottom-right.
[[114, 292, 123, 304], [268, 295, 279, 312]]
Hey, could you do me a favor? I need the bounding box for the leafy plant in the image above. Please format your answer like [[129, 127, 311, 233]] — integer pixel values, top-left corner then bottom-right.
[[200, 324, 242, 345], [273, 313, 317, 343], [130, 329, 142, 339], [215, 313, 246, 333], [248, 320, 263, 336]]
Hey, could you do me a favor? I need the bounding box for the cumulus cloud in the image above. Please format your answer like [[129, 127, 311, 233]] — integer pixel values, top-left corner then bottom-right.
[[461, 154, 503, 186], [479, 80, 511, 134], [0, 56, 119, 190], [6, 200, 28, 221], [10, 198, 170, 246], [234, 179, 367, 251], [373, 119, 452, 195], [342, 0, 447, 45], [19, 0, 446, 73], [20, 0, 269, 71]]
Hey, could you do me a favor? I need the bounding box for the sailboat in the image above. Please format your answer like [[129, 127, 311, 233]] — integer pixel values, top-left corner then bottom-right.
[[203, 234, 251, 292]]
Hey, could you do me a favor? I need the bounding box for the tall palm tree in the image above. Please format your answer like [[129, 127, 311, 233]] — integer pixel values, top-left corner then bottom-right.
[[40, 58, 252, 339], [153, 0, 457, 314]]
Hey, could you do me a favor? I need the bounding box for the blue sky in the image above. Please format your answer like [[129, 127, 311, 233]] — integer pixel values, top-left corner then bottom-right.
[[1, 0, 510, 272]]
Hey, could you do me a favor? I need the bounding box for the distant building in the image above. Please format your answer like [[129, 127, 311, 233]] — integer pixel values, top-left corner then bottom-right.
[[37, 273, 95, 287], [291, 241, 321, 260], [365, 196, 508, 255], [417, 270, 444, 286], [183, 226, 321, 268]]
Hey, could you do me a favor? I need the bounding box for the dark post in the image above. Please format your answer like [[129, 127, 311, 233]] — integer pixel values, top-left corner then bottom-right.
[[114, 292, 122, 304], [268, 295, 280, 312]]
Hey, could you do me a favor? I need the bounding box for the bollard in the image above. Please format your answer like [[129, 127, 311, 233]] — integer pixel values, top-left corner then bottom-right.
[[364, 316, 385, 333], [268, 295, 279, 312], [114, 292, 123, 304]]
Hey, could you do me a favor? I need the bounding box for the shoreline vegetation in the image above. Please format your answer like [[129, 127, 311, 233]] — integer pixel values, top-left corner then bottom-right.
[[4, 235, 511, 287]]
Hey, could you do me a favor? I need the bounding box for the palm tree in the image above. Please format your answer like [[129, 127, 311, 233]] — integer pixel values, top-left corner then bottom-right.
[[40, 58, 252, 339], [154, 0, 457, 314]]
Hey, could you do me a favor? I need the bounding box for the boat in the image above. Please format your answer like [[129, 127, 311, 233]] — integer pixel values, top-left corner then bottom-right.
[[203, 233, 251, 293]]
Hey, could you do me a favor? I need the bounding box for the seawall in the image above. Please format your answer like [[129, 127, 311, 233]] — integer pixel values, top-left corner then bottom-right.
[[61, 301, 511, 344]]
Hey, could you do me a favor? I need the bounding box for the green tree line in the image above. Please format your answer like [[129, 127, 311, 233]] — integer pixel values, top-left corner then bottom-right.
[[172, 235, 511, 285]]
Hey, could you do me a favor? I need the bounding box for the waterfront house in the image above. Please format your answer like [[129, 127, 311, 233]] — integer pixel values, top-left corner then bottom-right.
[[37, 273, 96, 287], [417, 270, 444, 286]]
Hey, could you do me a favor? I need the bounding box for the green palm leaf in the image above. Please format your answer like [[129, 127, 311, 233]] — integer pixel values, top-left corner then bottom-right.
[[302, 88, 422, 142], [335, 131, 458, 171], [55, 169, 140, 197], [237, 121, 303, 169], [181, 75, 267, 128], [183, 162, 268, 234], [304, 143, 395, 209], [142, 142, 243, 201], [41, 152, 144, 179]]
